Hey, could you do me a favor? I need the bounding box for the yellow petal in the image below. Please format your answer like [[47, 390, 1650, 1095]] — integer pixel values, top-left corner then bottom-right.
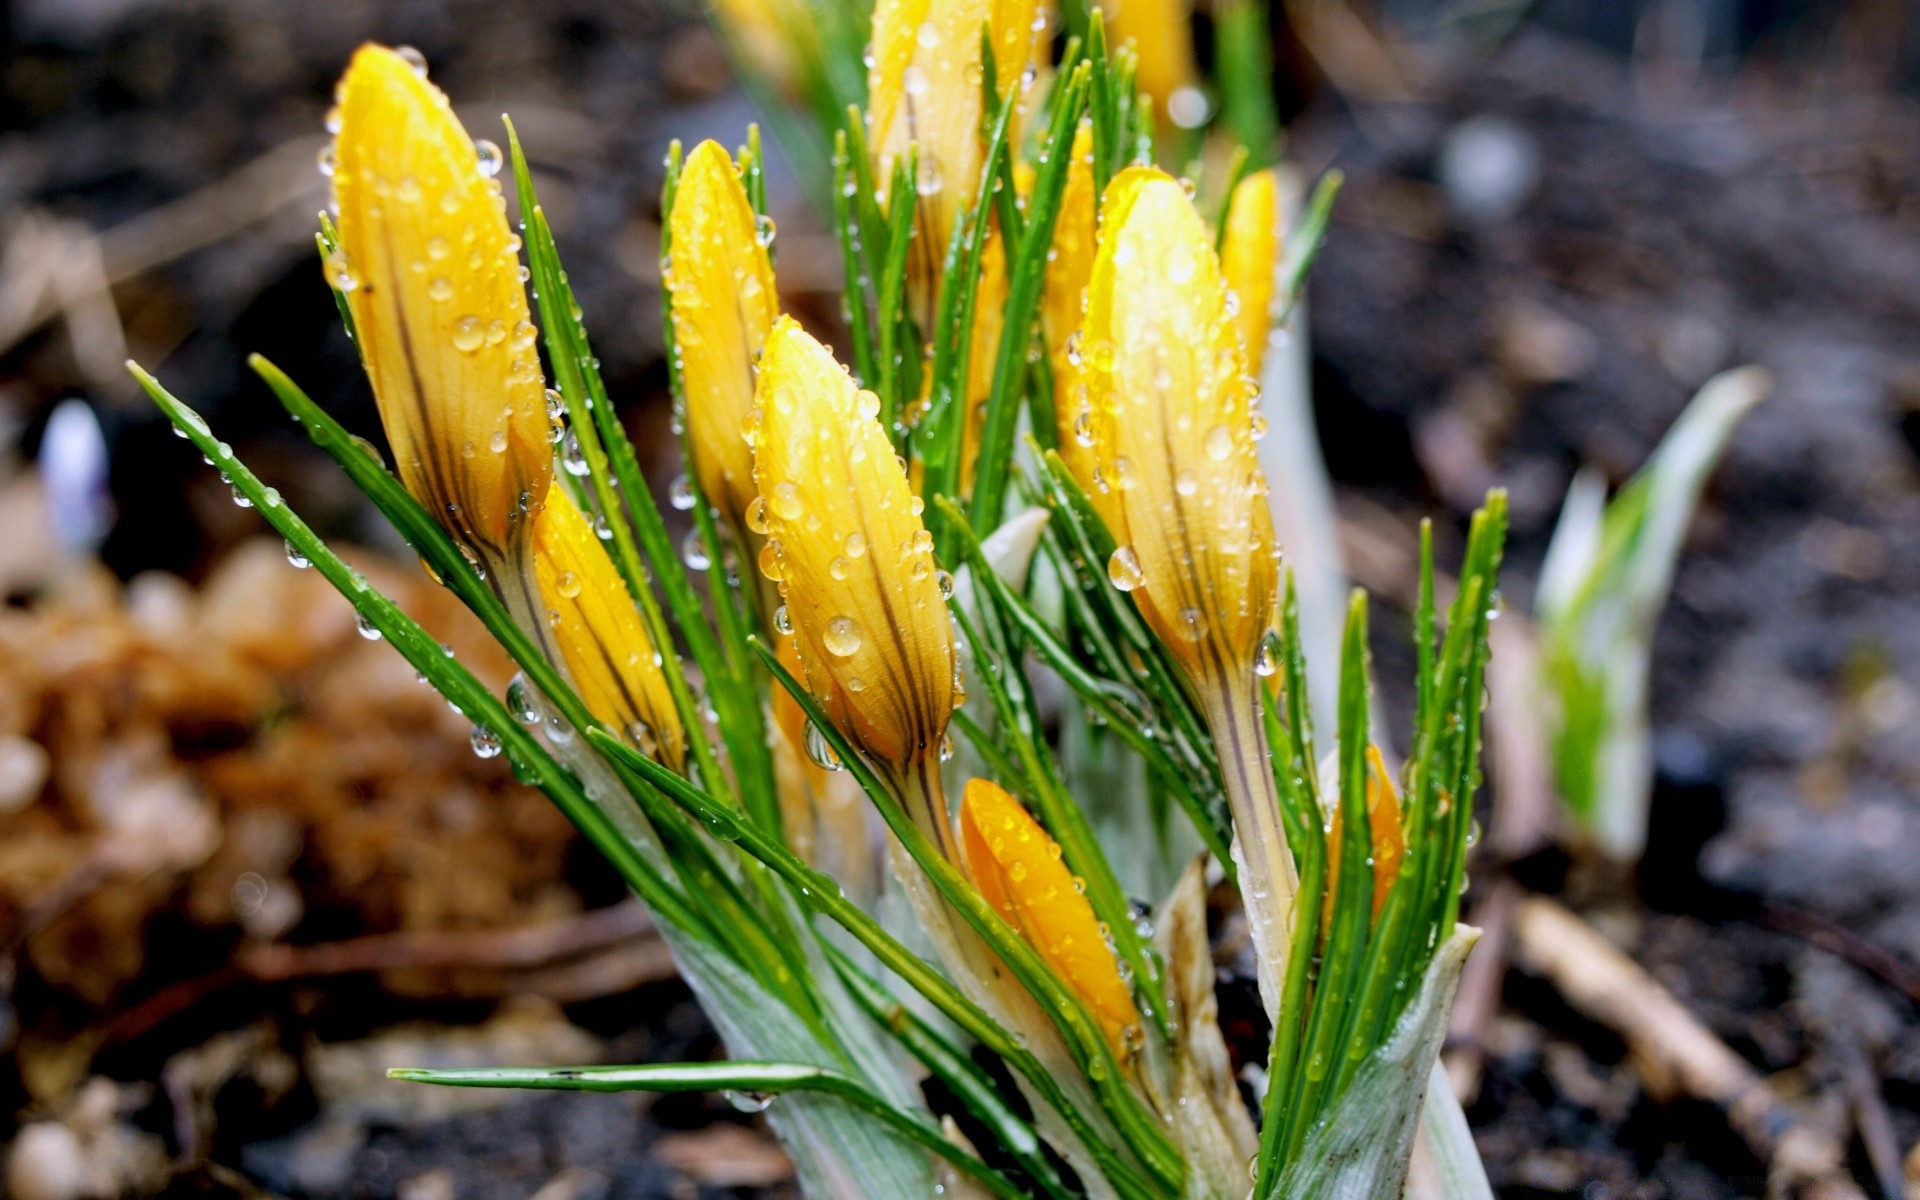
[[331, 44, 550, 562], [1084, 167, 1277, 683], [1322, 746, 1406, 928], [959, 229, 1008, 497], [667, 140, 779, 535], [1093, 0, 1199, 127], [708, 0, 818, 99], [749, 318, 956, 779], [1041, 120, 1098, 488], [533, 487, 685, 771], [868, 0, 1042, 323], [1220, 168, 1280, 382], [959, 778, 1140, 1054]]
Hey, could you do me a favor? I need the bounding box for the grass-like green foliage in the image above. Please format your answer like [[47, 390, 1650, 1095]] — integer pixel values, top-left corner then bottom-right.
[[1536, 367, 1767, 860], [132, 9, 1505, 1195]]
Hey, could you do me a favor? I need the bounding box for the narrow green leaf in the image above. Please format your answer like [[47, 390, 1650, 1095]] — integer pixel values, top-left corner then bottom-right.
[[390, 1060, 1028, 1200]]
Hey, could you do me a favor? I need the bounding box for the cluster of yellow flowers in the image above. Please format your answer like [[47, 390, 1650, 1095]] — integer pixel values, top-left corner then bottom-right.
[[323, 0, 1302, 1057], [200, 1, 1503, 1189]]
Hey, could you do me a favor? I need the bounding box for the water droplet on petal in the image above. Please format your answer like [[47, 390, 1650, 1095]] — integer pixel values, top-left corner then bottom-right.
[[451, 315, 485, 353], [824, 616, 862, 657], [1107, 546, 1144, 592]]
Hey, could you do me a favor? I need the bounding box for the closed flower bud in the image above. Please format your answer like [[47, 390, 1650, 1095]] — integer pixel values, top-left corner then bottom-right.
[[1220, 168, 1280, 382], [868, 0, 1041, 326], [750, 319, 956, 815], [1323, 747, 1407, 928], [959, 778, 1140, 1054], [1094, 0, 1200, 128], [1041, 121, 1098, 487], [1083, 167, 1277, 684], [330, 44, 551, 567], [1084, 167, 1295, 1014], [533, 488, 685, 771], [708, 0, 819, 101], [666, 140, 779, 537]]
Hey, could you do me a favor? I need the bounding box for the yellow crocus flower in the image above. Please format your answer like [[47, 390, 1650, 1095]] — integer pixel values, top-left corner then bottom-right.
[[1220, 168, 1280, 382], [1040, 120, 1097, 486], [1322, 746, 1407, 929], [665, 139, 779, 539], [1084, 166, 1277, 682], [749, 318, 957, 839], [1094, 0, 1200, 128], [1083, 166, 1294, 1014], [959, 778, 1142, 1055], [708, 0, 819, 101], [532, 488, 685, 771], [330, 44, 551, 571], [868, 0, 1041, 327]]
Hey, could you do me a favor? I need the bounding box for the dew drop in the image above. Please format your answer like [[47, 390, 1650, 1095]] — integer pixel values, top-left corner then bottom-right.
[[824, 616, 862, 657], [681, 530, 711, 571], [284, 541, 310, 569], [474, 138, 504, 178], [470, 725, 503, 759], [316, 143, 336, 177], [1204, 424, 1234, 462], [324, 249, 359, 292], [1255, 630, 1281, 677], [506, 674, 540, 724], [395, 45, 429, 76], [1107, 546, 1144, 592], [770, 480, 804, 520], [745, 496, 771, 535], [451, 315, 485, 353], [804, 722, 844, 771], [668, 474, 696, 511], [355, 611, 383, 641]]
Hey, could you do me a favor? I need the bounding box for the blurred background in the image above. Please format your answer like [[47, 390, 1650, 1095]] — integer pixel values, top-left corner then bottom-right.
[[4, 0, 1920, 1197]]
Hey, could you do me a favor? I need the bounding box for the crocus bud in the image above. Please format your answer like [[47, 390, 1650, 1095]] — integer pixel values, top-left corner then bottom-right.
[[749, 319, 957, 812], [959, 778, 1141, 1054], [868, 0, 1042, 326], [1041, 121, 1098, 487], [532, 488, 685, 771], [1083, 167, 1277, 686], [1083, 167, 1294, 1016], [708, 0, 819, 101], [1220, 168, 1280, 382], [330, 44, 550, 567], [666, 140, 779, 538], [1094, 0, 1201, 129]]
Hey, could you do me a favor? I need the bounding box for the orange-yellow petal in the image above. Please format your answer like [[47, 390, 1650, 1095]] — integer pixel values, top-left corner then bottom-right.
[[1094, 0, 1200, 128], [749, 318, 956, 778], [1220, 168, 1280, 382], [1323, 746, 1406, 927], [667, 140, 780, 535], [331, 44, 550, 560], [868, 0, 1042, 325], [959, 778, 1141, 1053], [1042, 120, 1098, 487], [532, 488, 685, 771], [708, 0, 819, 100], [1083, 167, 1277, 683]]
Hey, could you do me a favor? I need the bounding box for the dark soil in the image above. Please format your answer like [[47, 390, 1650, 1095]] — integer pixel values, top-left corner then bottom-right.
[[6, 0, 1920, 1196]]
